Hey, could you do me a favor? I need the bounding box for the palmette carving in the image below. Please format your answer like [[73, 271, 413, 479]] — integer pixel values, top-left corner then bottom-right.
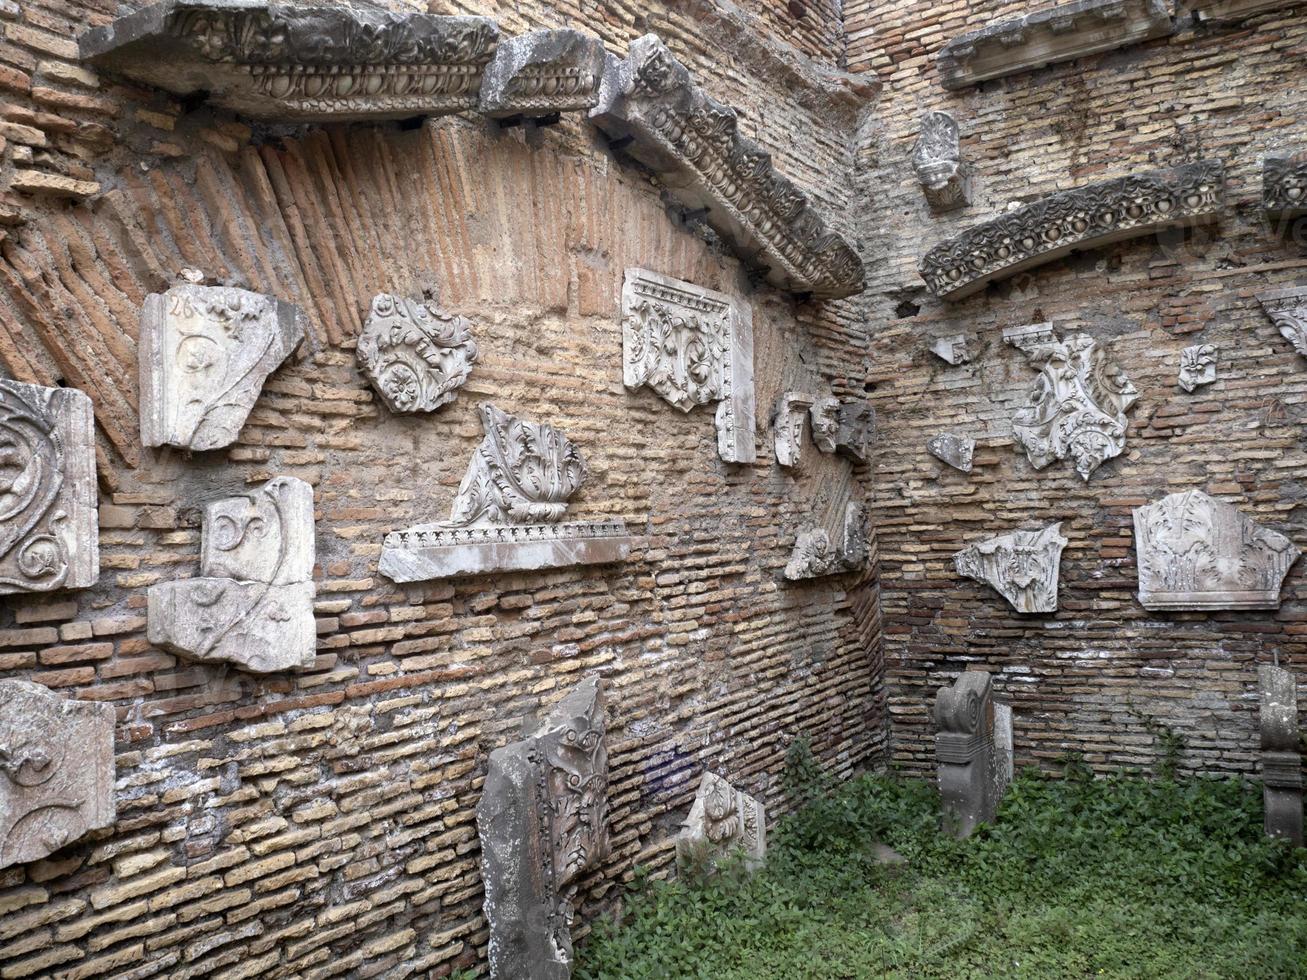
[[1133, 491, 1300, 610], [954, 523, 1067, 613], [676, 771, 766, 874], [1256, 286, 1307, 360], [784, 502, 869, 581], [358, 293, 477, 414], [913, 112, 971, 213], [1179, 344, 1217, 392]]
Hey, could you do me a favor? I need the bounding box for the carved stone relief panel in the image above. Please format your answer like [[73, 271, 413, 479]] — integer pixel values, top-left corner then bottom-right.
[[0, 680, 116, 870], [479, 29, 605, 119], [772, 393, 838, 467], [1258, 664, 1303, 847], [784, 502, 869, 581], [141, 285, 306, 451], [357, 293, 478, 414], [621, 269, 755, 464], [834, 400, 876, 463], [1255, 286, 1307, 360], [676, 771, 766, 874], [380, 403, 633, 581], [954, 522, 1067, 614], [1263, 156, 1307, 222], [913, 111, 971, 213], [82, 3, 500, 123], [0, 382, 98, 596], [1178, 344, 1217, 392], [1133, 490, 1300, 610], [935, 671, 1010, 839], [930, 334, 971, 365], [1011, 331, 1137, 481], [148, 477, 317, 673], [477, 675, 609, 980], [927, 433, 974, 472]]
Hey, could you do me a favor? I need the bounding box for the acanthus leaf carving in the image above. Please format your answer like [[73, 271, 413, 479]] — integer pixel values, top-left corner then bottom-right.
[[784, 501, 869, 581], [676, 771, 766, 874], [1178, 344, 1217, 392], [954, 522, 1067, 613], [357, 293, 477, 414], [1256, 286, 1307, 360], [1263, 155, 1307, 221]]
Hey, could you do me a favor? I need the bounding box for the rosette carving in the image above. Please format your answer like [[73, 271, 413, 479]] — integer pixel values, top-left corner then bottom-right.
[[357, 293, 477, 414]]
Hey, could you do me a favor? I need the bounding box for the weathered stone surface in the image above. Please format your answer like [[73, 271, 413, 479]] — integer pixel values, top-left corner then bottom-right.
[[0, 382, 98, 596], [0, 680, 116, 870], [912, 111, 971, 213], [1133, 490, 1300, 610], [935, 671, 1009, 839], [784, 502, 869, 581], [927, 433, 974, 472], [675, 771, 766, 874], [81, 2, 500, 122], [954, 522, 1066, 614], [592, 36, 864, 300], [1179, 344, 1217, 392], [1255, 286, 1307, 360], [621, 268, 755, 464], [772, 392, 838, 467], [148, 477, 317, 673], [936, 0, 1173, 90], [1012, 330, 1137, 481], [479, 29, 605, 119], [477, 676, 609, 980], [357, 293, 477, 414], [1002, 322, 1055, 353], [140, 285, 306, 451], [929, 334, 970, 365], [1191, 0, 1307, 18], [1258, 664, 1303, 847], [380, 404, 633, 582], [920, 161, 1224, 301], [1263, 156, 1307, 221], [835, 400, 876, 462]]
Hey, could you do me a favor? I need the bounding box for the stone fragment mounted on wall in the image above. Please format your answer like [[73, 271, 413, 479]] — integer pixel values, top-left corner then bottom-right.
[[141, 285, 306, 451], [148, 477, 317, 673], [772, 392, 839, 467], [834, 400, 876, 463], [0, 382, 98, 596], [1190, 0, 1307, 19], [936, 0, 1173, 90], [676, 771, 766, 874], [621, 269, 755, 464], [1178, 344, 1217, 392], [1003, 322, 1056, 352], [935, 672, 1012, 839], [954, 523, 1067, 613], [913, 111, 971, 213], [357, 293, 477, 414], [1255, 286, 1307, 360], [784, 502, 869, 581], [927, 432, 975, 472], [81, 2, 500, 123], [479, 28, 605, 119], [920, 161, 1224, 301], [1133, 490, 1300, 610], [380, 404, 633, 581], [1258, 664, 1303, 847], [0, 680, 116, 870], [1012, 330, 1137, 481], [930, 334, 971, 365], [478, 675, 609, 980], [592, 35, 864, 300], [1263, 156, 1307, 223]]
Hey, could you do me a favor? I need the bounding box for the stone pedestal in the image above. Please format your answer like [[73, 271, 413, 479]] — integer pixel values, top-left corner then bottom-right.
[[675, 772, 766, 874], [1259, 665, 1303, 847], [935, 672, 1011, 839]]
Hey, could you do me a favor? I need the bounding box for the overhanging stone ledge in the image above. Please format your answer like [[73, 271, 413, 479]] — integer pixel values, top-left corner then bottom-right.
[[379, 521, 637, 581]]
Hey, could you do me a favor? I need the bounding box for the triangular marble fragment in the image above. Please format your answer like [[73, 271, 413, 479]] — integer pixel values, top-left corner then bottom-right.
[[1256, 286, 1307, 360], [927, 433, 974, 472], [930, 334, 970, 365], [954, 523, 1067, 613]]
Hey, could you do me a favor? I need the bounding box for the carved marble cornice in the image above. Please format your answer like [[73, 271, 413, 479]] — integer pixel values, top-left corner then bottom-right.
[[1263, 156, 1307, 221], [591, 35, 864, 300], [784, 502, 869, 581], [937, 0, 1173, 90], [81, 1, 500, 122], [920, 161, 1224, 301]]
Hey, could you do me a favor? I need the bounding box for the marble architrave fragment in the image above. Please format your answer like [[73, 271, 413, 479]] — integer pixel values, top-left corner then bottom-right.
[[148, 477, 317, 673], [954, 522, 1067, 613], [1263, 156, 1307, 222], [935, 672, 1011, 839], [834, 400, 876, 462], [1011, 330, 1137, 481], [1258, 665, 1303, 847], [0, 680, 116, 870], [913, 111, 971, 213], [380, 404, 633, 581], [1178, 344, 1217, 392], [479, 29, 605, 119], [81, 2, 500, 123], [591, 35, 864, 300], [936, 0, 1173, 90], [1255, 286, 1307, 360], [784, 502, 869, 581], [357, 293, 478, 414], [621, 269, 755, 464], [930, 334, 971, 365], [927, 433, 974, 472], [1133, 490, 1300, 611], [140, 285, 305, 451], [477, 676, 609, 980], [0, 382, 98, 596], [676, 771, 766, 874], [920, 161, 1224, 301]]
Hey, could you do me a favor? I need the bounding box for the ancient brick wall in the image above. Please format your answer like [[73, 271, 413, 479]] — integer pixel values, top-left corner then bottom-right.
[[845, 3, 1307, 778], [0, 1, 883, 977]]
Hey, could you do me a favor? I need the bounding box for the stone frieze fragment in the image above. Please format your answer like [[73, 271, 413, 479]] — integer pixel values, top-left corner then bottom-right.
[[357, 293, 477, 414], [954, 522, 1067, 613], [784, 502, 869, 581], [1264, 156, 1307, 221], [479, 28, 605, 119], [1178, 344, 1217, 392], [1256, 286, 1307, 360]]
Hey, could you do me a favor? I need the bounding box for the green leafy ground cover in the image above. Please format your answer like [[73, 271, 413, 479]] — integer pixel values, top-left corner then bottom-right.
[[576, 750, 1307, 979]]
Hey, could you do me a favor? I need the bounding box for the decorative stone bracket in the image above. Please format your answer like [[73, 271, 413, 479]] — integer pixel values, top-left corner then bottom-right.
[[913, 111, 971, 213], [920, 161, 1225, 301], [772, 391, 838, 468], [934, 671, 1012, 839], [784, 501, 869, 581], [1258, 664, 1303, 847]]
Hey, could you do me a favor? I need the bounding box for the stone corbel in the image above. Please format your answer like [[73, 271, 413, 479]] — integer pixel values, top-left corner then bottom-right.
[[772, 392, 839, 467], [783, 501, 869, 581], [913, 111, 972, 213]]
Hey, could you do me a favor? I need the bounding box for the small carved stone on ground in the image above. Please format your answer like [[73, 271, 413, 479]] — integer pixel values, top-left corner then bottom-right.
[[935, 671, 1011, 839], [927, 433, 974, 472], [0, 680, 116, 870], [1258, 664, 1303, 847], [676, 771, 766, 874], [357, 293, 477, 414], [1178, 344, 1217, 392], [479, 29, 605, 119], [913, 111, 971, 213], [784, 502, 869, 581], [930, 334, 971, 365], [954, 523, 1067, 614], [1256, 286, 1307, 360]]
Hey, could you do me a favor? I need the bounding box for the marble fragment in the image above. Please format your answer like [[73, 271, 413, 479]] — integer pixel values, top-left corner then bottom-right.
[[1263, 155, 1307, 222], [913, 111, 971, 213], [930, 334, 971, 365], [0, 680, 116, 870], [1178, 344, 1217, 392], [935, 672, 1011, 839], [1258, 665, 1303, 847], [0, 382, 99, 596], [772, 393, 838, 467], [954, 523, 1066, 614], [784, 502, 869, 581], [676, 771, 766, 874], [1002, 322, 1055, 352], [148, 477, 317, 673], [1255, 286, 1307, 360], [140, 285, 305, 451], [478, 676, 609, 980], [927, 433, 974, 472], [479, 29, 605, 119], [357, 293, 477, 414], [834, 400, 876, 462], [1191, 0, 1307, 18], [1133, 490, 1300, 611]]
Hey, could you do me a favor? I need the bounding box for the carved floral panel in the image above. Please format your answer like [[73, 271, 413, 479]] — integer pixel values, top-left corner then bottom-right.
[[1178, 344, 1217, 392], [357, 293, 477, 414], [954, 522, 1067, 613]]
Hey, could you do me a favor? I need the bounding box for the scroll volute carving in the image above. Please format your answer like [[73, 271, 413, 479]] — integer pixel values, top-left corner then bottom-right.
[[934, 671, 992, 738], [357, 293, 477, 414]]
